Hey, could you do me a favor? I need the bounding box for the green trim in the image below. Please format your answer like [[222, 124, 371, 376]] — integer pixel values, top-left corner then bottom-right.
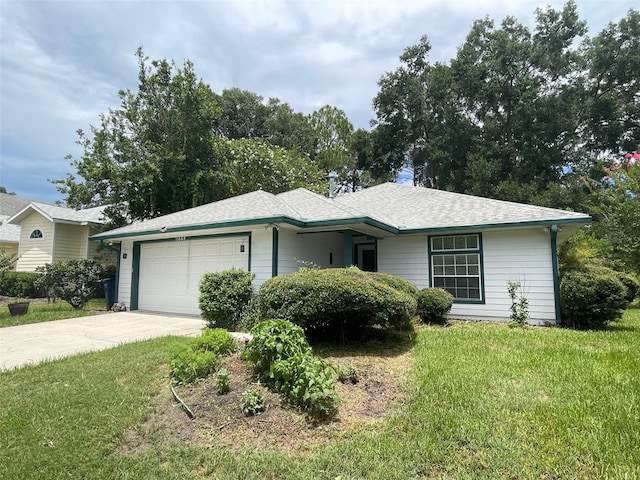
[[343, 231, 353, 267], [550, 224, 562, 324], [428, 233, 485, 304], [247, 234, 252, 272], [271, 227, 279, 277], [130, 242, 141, 310], [91, 213, 591, 242]]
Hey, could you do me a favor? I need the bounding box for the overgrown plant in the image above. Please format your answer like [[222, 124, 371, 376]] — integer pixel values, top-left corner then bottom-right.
[[35, 260, 102, 309], [416, 288, 454, 323], [241, 389, 266, 416], [241, 320, 311, 378], [271, 353, 340, 417], [168, 344, 219, 385], [216, 368, 231, 394], [336, 364, 360, 384], [199, 268, 255, 329], [191, 328, 237, 355], [507, 281, 529, 327]]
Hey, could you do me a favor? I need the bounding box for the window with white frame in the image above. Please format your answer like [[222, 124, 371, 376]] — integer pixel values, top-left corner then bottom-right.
[[430, 234, 483, 302], [29, 229, 44, 240]]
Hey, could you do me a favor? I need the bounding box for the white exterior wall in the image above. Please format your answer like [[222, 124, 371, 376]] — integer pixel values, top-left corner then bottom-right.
[[117, 240, 134, 309], [249, 228, 273, 289], [15, 212, 53, 272], [376, 229, 556, 323], [278, 230, 343, 275], [377, 235, 430, 289], [450, 229, 556, 323]]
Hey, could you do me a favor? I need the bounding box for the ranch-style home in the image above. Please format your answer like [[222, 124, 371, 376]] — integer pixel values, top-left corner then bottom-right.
[[92, 183, 591, 324]]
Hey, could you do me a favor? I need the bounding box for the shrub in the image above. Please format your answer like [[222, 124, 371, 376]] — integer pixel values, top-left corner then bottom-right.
[[237, 295, 262, 332], [271, 352, 339, 418], [416, 288, 454, 323], [35, 260, 102, 309], [216, 368, 231, 394], [191, 328, 237, 356], [367, 272, 419, 298], [618, 272, 640, 303], [0, 271, 42, 298], [199, 269, 255, 329], [241, 320, 311, 378], [507, 281, 529, 327], [0, 248, 17, 274], [560, 266, 629, 329], [258, 267, 417, 340], [168, 343, 219, 385], [241, 389, 266, 416]]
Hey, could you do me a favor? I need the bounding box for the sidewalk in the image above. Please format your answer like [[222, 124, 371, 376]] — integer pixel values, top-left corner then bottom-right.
[[0, 311, 206, 371]]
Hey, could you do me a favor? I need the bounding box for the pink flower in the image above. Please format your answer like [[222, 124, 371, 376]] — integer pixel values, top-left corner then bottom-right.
[[603, 175, 611, 181]]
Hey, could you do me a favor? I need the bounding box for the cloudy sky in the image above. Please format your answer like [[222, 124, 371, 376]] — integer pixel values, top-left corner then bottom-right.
[[0, 0, 636, 203]]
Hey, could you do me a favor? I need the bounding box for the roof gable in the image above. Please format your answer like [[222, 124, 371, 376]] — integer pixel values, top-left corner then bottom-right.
[[8, 202, 109, 226]]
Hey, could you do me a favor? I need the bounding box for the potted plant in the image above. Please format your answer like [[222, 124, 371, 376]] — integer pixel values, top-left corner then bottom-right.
[[8, 299, 30, 316]]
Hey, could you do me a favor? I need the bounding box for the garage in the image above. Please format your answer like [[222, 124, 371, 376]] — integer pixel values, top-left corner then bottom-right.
[[137, 235, 249, 315]]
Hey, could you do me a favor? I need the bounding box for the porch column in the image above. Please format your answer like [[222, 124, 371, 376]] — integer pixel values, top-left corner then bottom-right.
[[343, 231, 353, 267]]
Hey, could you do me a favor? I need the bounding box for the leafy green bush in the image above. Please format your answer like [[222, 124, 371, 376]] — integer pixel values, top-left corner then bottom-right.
[[199, 268, 255, 329], [238, 295, 262, 332], [0, 248, 17, 274], [271, 352, 339, 418], [0, 271, 42, 298], [367, 272, 419, 298], [241, 389, 266, 416], [241, 319, 311, 378], [618, 273, 640, 303], [168, 343, 219, 385], [560, 266, 629, 329], [258, 267, 417, 340], [191, 328, 237, 356], [35, 260, 102, 309], [216, 368, 231, 394], [416, 288, 454, 323]]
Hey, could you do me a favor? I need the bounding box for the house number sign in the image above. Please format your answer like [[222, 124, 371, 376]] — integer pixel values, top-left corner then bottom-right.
[[175, 236, 186, 241]]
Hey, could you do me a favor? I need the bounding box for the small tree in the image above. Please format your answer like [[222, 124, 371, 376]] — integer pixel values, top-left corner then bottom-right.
[[35, 259, 102, 309], [0, 248, 17, 275]]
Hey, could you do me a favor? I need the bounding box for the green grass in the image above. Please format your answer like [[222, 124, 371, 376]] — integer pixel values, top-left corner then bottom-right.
[[0, 298, 107, 327], [1, 310, 639, 479]]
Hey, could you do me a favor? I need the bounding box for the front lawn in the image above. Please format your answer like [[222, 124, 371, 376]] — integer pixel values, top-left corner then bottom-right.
[[1, 310, 638, 479], [0, 298, 107, 328]]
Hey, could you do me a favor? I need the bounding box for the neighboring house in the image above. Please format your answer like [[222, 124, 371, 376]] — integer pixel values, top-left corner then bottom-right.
[[92, 183, 591, 324], [0, 193, 36, 265], [8, 202, 109, 272]]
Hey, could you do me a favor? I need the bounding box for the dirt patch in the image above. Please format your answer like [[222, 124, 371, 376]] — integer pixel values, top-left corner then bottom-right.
[[119, 342, 413, 455]]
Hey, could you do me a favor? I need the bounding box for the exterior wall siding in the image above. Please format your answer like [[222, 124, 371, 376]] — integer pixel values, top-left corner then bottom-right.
[[377, 235, 430, 289], [249, 228, 272, 289], [52, 223, 88, 262], [15, 212, 53, 272], [117, 240, 134, 309], [448, 229, 556, 323], [278, 230, 344, 275]]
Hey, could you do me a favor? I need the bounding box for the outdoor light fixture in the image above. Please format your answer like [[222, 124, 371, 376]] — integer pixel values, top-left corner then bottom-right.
[[160, 226, 167, 233]]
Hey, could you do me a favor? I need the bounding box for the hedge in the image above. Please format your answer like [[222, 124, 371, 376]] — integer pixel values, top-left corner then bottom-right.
[[258, 267, 417, 339], [0, 271, 42, 298]]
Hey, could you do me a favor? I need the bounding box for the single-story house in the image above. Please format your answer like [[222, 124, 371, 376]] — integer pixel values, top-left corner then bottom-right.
[[7, 201, 110, 272], [92, 182, 590, 324]]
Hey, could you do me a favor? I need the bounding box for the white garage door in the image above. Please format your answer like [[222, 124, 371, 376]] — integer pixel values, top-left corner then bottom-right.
[[138, 236, 249, 315]]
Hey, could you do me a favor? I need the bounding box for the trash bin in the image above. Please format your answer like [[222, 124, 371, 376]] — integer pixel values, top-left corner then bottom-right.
[[101, 277, 116, 310]]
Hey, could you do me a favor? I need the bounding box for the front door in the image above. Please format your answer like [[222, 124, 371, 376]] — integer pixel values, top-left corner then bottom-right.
[[355, 243, 376, 272]]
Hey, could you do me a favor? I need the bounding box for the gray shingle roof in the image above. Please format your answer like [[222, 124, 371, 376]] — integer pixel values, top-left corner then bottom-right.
[[92, 183, 590, 240], [0, 215, 20, 243], [9, 202, 109, 225], [0, 193, 35, 216], [334, 183, 589, 230]]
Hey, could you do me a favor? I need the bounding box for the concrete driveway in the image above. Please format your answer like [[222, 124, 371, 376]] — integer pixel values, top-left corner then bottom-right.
[[0, 311, 207, 371]]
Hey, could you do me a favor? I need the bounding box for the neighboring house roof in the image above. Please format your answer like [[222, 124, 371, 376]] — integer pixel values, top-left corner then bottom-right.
[[0, 215, 21, 244], [0, 192, 39, 216], [92, 183, 591, 241], [8, 202, 109, 226]]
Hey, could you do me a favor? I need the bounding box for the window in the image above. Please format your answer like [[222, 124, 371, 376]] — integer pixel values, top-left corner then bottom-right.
[[29, 229, 44, 240], [430, 234, 483, 302]]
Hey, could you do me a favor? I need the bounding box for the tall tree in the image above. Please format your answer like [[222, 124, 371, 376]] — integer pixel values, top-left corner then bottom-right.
[[54, 50, 322, 225]]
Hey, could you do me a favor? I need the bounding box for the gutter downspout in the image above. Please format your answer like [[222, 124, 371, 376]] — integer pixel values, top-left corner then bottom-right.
[[550, 225, 562, 325]]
